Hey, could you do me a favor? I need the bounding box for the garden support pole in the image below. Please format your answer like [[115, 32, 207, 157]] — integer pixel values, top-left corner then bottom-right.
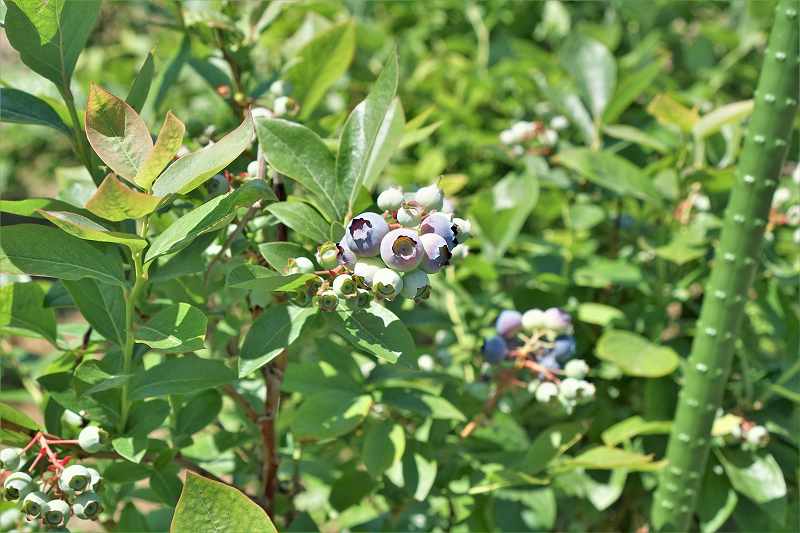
[[651, 2, 798, 530]]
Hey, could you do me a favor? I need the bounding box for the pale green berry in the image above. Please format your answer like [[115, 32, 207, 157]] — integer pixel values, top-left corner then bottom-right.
[[72, 491, 102, 519], [59, 464, 91, 493], [246, 160, 259, 176], [353, 258, 383, 287], [535, 382, 559, 403], [332, 274, 357, 297], [0, 509, 21, 529], [43, 499, 71, 527], [415, 184, 444, 211], [564, 359, 589, 379], [377, 187, 404, 211], [78, 426, 103, 453], [577, 380, 596, 400], [3, 472, 32, 501], [745, 425, 768, 447], [86, 467, 103, 492], [315, 242, 340, 269], [522, 309, 547, 331], [61, 409, 83, 428], [559, 378, 582, 400], [452, 217, 471, 240], [401, 270, 429, 299], [316, 290, 339, 312], [288, 257, 315, 274], [397, 206, 422, 227], [22, 491, 48, 518], [355, 288, 372, 308], [0, 448, 23, 471], [372, 268, 403, 300]]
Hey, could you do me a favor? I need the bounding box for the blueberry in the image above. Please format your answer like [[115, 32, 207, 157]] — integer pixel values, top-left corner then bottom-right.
[[60, 464, 91, 492], [72, 492, 101, 520], [418, 233, 452, 273], [345, 212, 390, 257], [0, 447, 23, 471], [2, 472, 32, 501], [43, 499, 71, 527], [336, 239, 357, 268], [377, 187, 404, 211], [495, 310, 522, 338], [546, 335, 576, 364], [420, 213, 457, 249], [78, 426, 103, 453], [315, 242, 340, 269], [22, 491, 47, 518], [380, 228, 423, 272], [482, 335, 508, 364], [332, 274, 357, 297], [397, 205, 422, 227], [401, 270, 430, 299], [415, 184, 444, 211], [372, 268, 403, 300], [543, 307, 571, 333], [522, 308, 546, 331], [353, 258, 384, 287], [535, 381, 559, 403]]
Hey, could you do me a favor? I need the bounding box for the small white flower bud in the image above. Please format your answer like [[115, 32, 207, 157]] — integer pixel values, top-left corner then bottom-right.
[[745, 425, 769, 447]]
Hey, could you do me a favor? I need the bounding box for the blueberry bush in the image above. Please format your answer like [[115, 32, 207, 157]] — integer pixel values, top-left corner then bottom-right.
[[0, 1, 798, 532]]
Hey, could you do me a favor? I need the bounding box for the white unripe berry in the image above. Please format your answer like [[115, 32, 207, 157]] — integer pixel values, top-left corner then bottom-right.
[[372, 268, 403, 300], [78, 426, 103, 453], [247, 160, 259, 176], [401, 270, 429, 299], [332, 274, 357, 297], [415, 184, 444, 211], [522, 308, 547, 331], [377, 187, 404, 211], [535, 381, 559, 403], [564, 359, 589, 379], [397, 206, 422, 227], [353, 258, 383, 286], [290, 257, 315, 274], [745, 425, 769, 447]]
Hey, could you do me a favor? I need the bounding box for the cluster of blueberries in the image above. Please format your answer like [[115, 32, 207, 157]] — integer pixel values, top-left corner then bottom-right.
[[483, 307, 595, 410], [499, 118, 564, 157], [723, 418, 770, 451], [283, 183, 469, 312], [0, 427, 104, 529]]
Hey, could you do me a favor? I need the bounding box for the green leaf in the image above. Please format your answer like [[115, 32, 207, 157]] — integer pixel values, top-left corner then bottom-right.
[[85, 84, 154, 181], [470, 173, 538, 260], [126, 52, 155, 113], [4, 0, 100, 89], [381, 390, 466, 421], [118, 503, 150, 532], [556, 148, 661, 204], [225, 265, 316, 293], [129, 355, 235, 400], [0, 197, 96, 220], [337, 50, 401, 213], [134, 111, 186, 190], [291, 390, 372, 441], [266, 201, 330, 243], [0, 87, 70, 134], [85, 173, 163, 222], [601, 416, 672, 446], [573, 257, 642, 288], [577, 302, 626, 326], [559, 447, 664, 472], [154, 35, 190, 113], [39, 210, 147, 252], [171, 472, 277, 533], [716, 449, 787, 504], [332, 302, 415, 363], [646, 94, 698, 133], [595, 330, 679, 377], [363, 420, 406, 477], [560, 35, 617, 120], [603, 61, 661, 123], [0, 402, 40, 445], [146, 180, 273, 263], [63, 279, 126, 346], [150, 466, 182, 506], [175, 390, 222, 437], [603, 124, 669, 153], [329, 470, 378, 512], [698, 462, 739, 533], [693, 100, 754, 140], [522, 422, 586, 475], [286, 21, 356, 120], [257, 242, 311, 271], [0, 282, 57, 344], [152, 114, 254, 196], [0, 224, 126, 287], [136, 303, 208, 353], [255, 118, 339, 221], [112, 435, 148, 464], [239, 305, 317, 377]]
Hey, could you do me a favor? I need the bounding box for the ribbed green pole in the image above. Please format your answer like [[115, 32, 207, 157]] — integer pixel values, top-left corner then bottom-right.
[[652, 1, 799, 531]]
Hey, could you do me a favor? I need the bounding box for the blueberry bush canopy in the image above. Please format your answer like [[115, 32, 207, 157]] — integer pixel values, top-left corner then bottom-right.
[[0, 1, 798, 532]]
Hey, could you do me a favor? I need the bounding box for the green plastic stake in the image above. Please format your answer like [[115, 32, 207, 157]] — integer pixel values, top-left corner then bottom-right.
[[651, 1, 799, 530]]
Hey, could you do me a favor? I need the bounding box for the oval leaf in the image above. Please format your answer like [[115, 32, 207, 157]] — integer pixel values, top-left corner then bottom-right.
[[85, 174, 163, 222], [136, 303, 208, 353], [134, 111, 186, 190], [39, 210, 147, 252], [332, 302, 415, 363], [0, 87, 70, 134], [595, 330, 679, 377]]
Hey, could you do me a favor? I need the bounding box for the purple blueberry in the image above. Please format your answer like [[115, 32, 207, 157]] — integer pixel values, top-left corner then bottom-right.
[[495, 310, 522, 338], [380, 228, 423, 272], [546, 335, 576, 364], [482, 336, 508, 364], [418, 233, 452, 273], [345, 212, 390, 257], [336, 239, 356, 268], [543, 307, 572, 332], [420, 213, 457, 250]]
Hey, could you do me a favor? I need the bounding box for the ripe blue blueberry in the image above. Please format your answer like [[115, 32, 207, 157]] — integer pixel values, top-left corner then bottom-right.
[[495, 310, 522, 338], [418, 233, 452, 273], [420, 213, 457, 249], [547, 335, 576, 364], [345, 212, 390, 257], [336, 239, 357, 269], [482, 335, 508, 364], [380, 229, 423, 272]]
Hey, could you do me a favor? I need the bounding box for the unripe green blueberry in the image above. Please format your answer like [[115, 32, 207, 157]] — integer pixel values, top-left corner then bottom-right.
[[303, 275, 324, 296], [78, 426, 104, 453], [72, 491, 102, 519], [415, 184, 444, 211], [745, 425, 769, 447], [86, 467, 103, 492], [559, 378, 582, 400], [61, 409, 84, 428], [0, 448, 23, 471], [401, 270, 430, 299], [43, 499, 71, 527], [288, 257, 315, 274], [353, 258, 383, 287], [246, 160, 259, 176], [315, 242, 340, 270], [564, 359, 589, 379], [397, 206, 422, 227], [332, 274, 357, 297], [3, 472, 32, 501], [372, 268, 403, 300], [535, 382, 559, 403], [577, 380, 596, 400], [269, 79, 291, 96], [316, 290, 339, 312], [521, 308, 547, 331], [290, 288, 313, 307], [377, 187, 404, 211], [451, 217, 471, 240], [273, 95, 295, 117], [59, 464, 91, 493], [22, 491, 48, 518], [355, 288, 372, 308]]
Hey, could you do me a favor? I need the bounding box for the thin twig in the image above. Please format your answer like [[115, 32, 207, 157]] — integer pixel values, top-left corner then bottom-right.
[[222, 384, 261, 424]]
